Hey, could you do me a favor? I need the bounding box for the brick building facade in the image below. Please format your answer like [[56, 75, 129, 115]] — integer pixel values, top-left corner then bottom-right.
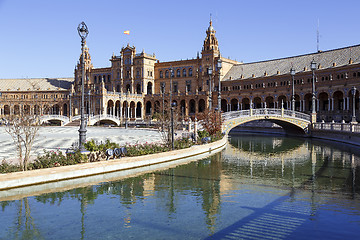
[[0, 19, 359, 124]]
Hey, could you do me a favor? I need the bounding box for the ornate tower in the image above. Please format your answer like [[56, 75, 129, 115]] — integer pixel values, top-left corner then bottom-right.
[[201, 18, 220, 94], [75, 41, 93, 90], [201, 18, 220, 64]]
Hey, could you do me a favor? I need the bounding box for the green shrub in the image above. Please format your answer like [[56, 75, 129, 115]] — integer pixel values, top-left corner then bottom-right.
[[174, 137, 194, 149], [84, 139, 120, 152], [197, 130, 210, 140], [126, 142, 169, 157], [30, 150, 87, 169], [0, 160, 20, 173]]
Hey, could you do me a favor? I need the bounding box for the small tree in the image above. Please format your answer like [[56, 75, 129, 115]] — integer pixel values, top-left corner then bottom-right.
[[197, 109, 223, 136], [152, 104, 180, 148], [5, 81, 41, 171], [5, 113, 40, 171]]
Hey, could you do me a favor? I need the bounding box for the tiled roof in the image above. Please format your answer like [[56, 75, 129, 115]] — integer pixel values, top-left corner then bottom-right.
[[0, 78, 74, 92], [223, 45, 360, 81]]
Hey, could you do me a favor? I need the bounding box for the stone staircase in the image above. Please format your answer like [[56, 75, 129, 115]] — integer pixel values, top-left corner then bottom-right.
[[65, 119, 80, 127]]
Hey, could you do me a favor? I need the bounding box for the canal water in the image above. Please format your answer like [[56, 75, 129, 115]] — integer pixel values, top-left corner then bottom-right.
[[0, 135, 360, 239]]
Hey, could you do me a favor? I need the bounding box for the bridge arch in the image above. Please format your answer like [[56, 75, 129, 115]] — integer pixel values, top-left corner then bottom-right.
[[223, 109, 311, 136]]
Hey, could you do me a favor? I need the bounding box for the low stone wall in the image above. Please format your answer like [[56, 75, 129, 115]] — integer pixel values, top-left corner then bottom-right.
[[311, 129, 360, 147], [0, 137, 228, 193]]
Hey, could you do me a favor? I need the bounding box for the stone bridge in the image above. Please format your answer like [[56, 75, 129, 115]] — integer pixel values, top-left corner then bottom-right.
[[87, 114, 121, 126], [40, 115, 70, 125], [222, 108, 311, 136], [40, 114, 121, 126]]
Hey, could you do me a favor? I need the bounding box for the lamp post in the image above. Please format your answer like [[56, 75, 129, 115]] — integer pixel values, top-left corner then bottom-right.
[[118, 93, 122, 122], [169, 67, 173, 109], [214, 107, 218, 130], [125, 95, 128, 129], [217, 59, 222, 112], [208, 66, 213, 110], [171, 102, 176, 150], [88, 90, 91, 118], [69, 92, 72, 119], [77, 21, 88, 151], [351, 86, 357, 123], [290, 68, 296, 111], [310, 60, 317, 123], [161, 85, 164, 130]]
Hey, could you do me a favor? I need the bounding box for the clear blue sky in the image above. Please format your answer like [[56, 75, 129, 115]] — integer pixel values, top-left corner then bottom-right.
[[1, 0, 359, 78]]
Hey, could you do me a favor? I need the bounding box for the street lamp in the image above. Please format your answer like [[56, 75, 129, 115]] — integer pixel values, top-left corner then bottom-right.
[[217, 59, 222, 112], [125, 99, 128, 129], [169, 67, 173, 109], [68, 92, 72, 119], [290, 68, 296, 111], [310, 60, 317, 123], [171, 101, 177, 150], [88, 90, 91, 118], [208, 66, 213, 110], [351, 86, 357, 123], [77, 21, 88, 151]]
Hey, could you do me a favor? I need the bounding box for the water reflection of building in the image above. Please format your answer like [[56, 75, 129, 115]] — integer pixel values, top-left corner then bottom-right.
[[219, 136, 360, 194], [223, 139, 310, 166]]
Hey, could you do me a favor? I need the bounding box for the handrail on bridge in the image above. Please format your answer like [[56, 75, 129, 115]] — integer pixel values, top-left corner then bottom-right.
[[222, 108, 311, 122]]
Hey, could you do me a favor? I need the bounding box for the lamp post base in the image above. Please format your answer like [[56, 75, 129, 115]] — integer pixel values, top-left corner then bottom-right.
[[78, 128, 87, 151]]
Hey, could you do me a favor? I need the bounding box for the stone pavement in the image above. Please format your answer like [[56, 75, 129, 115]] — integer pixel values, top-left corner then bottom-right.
[[0, 126, 162, 164]]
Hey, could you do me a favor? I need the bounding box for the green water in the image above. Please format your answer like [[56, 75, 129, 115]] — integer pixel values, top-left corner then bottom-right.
[[0, 135, 360, 239]]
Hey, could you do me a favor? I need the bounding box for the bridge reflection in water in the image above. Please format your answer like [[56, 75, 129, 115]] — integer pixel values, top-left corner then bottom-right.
[[0, 135, 360, 239]]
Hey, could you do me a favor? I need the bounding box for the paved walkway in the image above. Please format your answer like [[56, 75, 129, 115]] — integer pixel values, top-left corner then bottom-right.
[[0, 126, 162, 164]]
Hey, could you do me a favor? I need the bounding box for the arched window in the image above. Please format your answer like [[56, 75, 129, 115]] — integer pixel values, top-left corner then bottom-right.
[[176, 69, 180, 77], [160, 71, 163, 78], [189, 68, 193, 77], [136, 84, 141, 94], [147, 82, 153, 94], [107, 75, 111, 83], [94, 76, 97, 83], [183, 68, 187, 77], [165, 70, 169, 78], [146, 101, 152, 115]]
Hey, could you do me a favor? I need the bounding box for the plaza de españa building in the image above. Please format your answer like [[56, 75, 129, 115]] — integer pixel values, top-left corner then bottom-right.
[[0, 20, 359, 125]]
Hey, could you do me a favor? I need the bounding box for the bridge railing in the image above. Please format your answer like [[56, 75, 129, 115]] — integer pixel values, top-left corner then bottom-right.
[[223, 108, 311, 122], [313, 122, 360, 133], [283, 110, 311, 121], [40, 115, 70, 122], [90, 114, 121, 121]]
